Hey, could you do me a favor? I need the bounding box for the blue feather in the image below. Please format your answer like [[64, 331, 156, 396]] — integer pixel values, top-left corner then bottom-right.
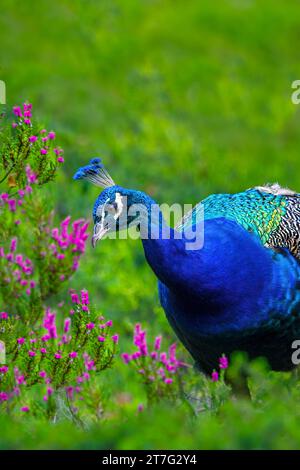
[[73, 158, 115, 188], [76, 181, 300, 372]]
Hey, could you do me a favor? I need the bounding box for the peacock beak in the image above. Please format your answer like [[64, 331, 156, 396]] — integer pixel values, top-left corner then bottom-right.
[[91, 222, 108, 248]]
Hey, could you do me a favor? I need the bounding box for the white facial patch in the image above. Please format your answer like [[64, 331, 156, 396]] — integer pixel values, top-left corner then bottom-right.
[[96, 194, 124, 222], [113, 192, 124, 220]]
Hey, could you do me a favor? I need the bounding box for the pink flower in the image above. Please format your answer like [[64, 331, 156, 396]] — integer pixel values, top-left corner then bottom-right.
[[17, 337, 25, 345], [28, 135, 37, 143], [219, 355, 229, 370], [106, 320, 113, 327], [132, 351, 141, 360], [69, 351, 77, 358], [40, 348, 47, 354], [160, 352, 167, 363], [211, 371, 219, 382], [154, 336, 162, 351], [0, 392, 8, 402], [25, 165, 37, 184], [98, 336, 105, 342], [48, 131, 56, 139], [28, 351, 36, 357], [21, 406, 29, 412], [71, 293, 79, 304], [164, 378, 173, 384], [137, 404, 144, 412], [13, 106, 22, 117], [81, 290, 89, 305], [0, 312, 8, 320], [54, 353, 62, 359], [24, 119, 31, 125], [39, 371, 47, 378], [57, 156, 64, 163], [17, 375, 25, 385], [8, 199, 16, 212], [121, 353, 130, 364], [86, 322, 95, 330], [64, 318, 71, 333], [23, 103, 32, 111], [111, 334, 119, 344], [66, 386, 74, 399], [0, 366, 8, 373], [40, 148, 47, 155]]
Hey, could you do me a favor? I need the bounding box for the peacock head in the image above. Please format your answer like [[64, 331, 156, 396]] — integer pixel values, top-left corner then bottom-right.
[[73, 158, 149, 247]]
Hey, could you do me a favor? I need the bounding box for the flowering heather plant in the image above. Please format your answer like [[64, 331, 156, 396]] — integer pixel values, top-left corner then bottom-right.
[[35, 215, 89, 301], [0, 102, 63, 188], [121, 323, 188, 405], [0, 104, 89, 319], [0, 289, 118, 420], [0, 103, 120, 421]]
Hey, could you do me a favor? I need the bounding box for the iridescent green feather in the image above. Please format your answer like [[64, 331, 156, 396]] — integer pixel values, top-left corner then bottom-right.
[[178, 185, 300, 260]]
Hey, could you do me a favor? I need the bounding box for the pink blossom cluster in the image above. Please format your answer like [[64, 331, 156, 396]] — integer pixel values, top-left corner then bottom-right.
[[0, 164, 37, 218], [49, 217, 89, 270], [68, 289, 118, 343], [42, 308, 57, 340], [12, 103, 64, 164], [13, 289, 117, 353], [13, 103, 32, 126], [121, 324, 185, 385], [211, 355, 229, 382], [0, 238, 36, 296], [0, 367, 27, 405], [0, 290, 119, 414]]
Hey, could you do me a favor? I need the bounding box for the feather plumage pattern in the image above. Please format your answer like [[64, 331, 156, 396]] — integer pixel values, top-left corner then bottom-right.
[[74, 166, 300, 373], [178, 184, 300, 260]]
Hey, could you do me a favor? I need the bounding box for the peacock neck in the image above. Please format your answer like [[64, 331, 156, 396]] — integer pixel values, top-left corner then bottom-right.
[[139, 195, 287, 312], [138, 194, 195, 294]]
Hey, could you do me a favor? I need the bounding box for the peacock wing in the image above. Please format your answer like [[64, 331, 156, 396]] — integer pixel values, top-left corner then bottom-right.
[[176, 183, 300, 261]]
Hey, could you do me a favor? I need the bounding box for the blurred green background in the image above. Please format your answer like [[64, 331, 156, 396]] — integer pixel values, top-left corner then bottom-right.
[[1, 0, 300, 449]]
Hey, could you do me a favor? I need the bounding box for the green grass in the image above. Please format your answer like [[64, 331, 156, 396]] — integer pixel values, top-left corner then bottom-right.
[[1, 0, 300, 449]]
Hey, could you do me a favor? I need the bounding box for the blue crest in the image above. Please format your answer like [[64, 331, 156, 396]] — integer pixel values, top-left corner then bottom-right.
[[73, 158, 115, 188]]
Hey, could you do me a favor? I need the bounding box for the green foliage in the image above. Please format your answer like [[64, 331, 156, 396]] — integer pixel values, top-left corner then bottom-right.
[[0, 106, 119, 423]]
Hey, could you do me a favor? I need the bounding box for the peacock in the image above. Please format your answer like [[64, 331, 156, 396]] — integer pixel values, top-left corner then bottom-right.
[[74, 158, 300, 373]]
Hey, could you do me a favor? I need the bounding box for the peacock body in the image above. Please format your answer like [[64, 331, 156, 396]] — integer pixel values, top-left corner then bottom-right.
[[74, 159, 300, 373]]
